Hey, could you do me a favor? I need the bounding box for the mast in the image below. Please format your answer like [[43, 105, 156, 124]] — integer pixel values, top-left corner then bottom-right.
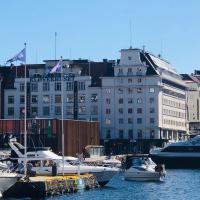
[[24, 42, 27, 176], [61, 56, 64, 175]]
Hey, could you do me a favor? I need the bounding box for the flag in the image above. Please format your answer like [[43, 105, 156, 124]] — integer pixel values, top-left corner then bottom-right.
[[6, 48, 26, 64], [50, 60, 62, 73]]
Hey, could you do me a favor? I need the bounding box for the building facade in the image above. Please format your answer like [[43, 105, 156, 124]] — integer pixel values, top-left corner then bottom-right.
[[101, 48, 188, 144], [182, 71, 200, 135], [2, 48, 189, 153]]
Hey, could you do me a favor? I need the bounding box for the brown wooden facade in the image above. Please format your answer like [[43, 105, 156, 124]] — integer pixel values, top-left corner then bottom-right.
[[0, 119, 100, 156]]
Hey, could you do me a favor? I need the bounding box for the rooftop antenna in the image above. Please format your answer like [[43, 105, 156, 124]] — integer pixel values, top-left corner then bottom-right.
[[129, 20, 133, 49], [54, 32, 57, 64], [160, 39, 163, 58]]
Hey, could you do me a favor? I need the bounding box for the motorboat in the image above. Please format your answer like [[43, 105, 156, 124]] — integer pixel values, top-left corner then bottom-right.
[[150, 135, 200, 168], [124, 157, 165, 181], [0, 171, 22, 196], [8, 138, 118, 186]]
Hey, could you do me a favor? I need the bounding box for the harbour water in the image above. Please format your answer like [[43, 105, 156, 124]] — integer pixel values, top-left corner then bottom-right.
[[50, 169, 200, 200]]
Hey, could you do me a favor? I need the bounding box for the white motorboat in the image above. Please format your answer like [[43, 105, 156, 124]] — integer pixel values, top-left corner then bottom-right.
[[124, 157, 165, 181], [9, 139, 118, 186], [0, 171, 22, 196]]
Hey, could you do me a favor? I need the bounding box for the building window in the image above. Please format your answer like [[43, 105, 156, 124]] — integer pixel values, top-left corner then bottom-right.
[[150, 97, 154, 103], [128, 98, 133, 104], [91, 105, 98, 115], [137, 108, 142, 114], [79, 106, 86, 114], [106, 108, 111, 114], [119, 108, 123, 114], [137, 78, 142, 83], [150, 107, 155, 113], [128, 88, 133, 94], [55, 95, 61, 103], [8, 107, 14, 116], [8, 96, 14, 104], [66, 82, 73, 91], [66, 94, 73, 103], [43, 82, 49, 91], [137, 98, 142, 104], [137, 88, 142, 93], [91, 94, 98, 102], [79, 94, 85, 103], [128, 130, 133, 139], [105, 118, 111, 125], [118, 88, 123, 94], [31, 83, 38, 92], [20, 95, 25, 104], [55, 106, 61, 115], [66, 106, 73, 115], [20, 107, 25, 117], [128, 56, 132, 60], [31, 95, 38, 103], [105, 88, 111, 94], [20, 83, 24, 92], [128, 108, 133, 114], [128, 118, 133, 124], [43, 106, 50, 116], [118, 68, 123, 75], [119, 118, 124, 124], [128, 78, 132, 83], [43, 95, 50, 103], [119, 130, 124, 139], [149, 87, 155, 93], [150, 130, 155, 139], [119, 98, 123, 104], [106, 98, 111, 104], [150, 118, 155, 124], [78, 81, 85, 91], [55, 82, 61, 91], [106, 129, 111, 139], [137, 129, 143, 138], [31, 107, 38, 116], [137, 118, 142, 124]]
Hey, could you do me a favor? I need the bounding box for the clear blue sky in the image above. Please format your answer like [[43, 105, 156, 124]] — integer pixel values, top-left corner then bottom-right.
[[0, 0, 200, 73]]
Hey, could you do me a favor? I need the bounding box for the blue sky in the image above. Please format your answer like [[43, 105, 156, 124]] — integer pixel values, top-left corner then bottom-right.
[[0, 0, 200, 73]]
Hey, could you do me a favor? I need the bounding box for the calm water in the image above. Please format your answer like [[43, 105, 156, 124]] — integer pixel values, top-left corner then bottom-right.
[[50, 170, 200, 200]]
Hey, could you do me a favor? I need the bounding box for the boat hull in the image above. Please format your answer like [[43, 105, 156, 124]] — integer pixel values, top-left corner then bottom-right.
[[124, 171, 163, 181], [0, 175, 20, 194], [150, 154, 200, 168]]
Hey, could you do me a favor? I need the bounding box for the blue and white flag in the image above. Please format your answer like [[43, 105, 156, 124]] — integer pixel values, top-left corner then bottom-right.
[[6, 48, 26, 64], [50, 60, 62, 73]]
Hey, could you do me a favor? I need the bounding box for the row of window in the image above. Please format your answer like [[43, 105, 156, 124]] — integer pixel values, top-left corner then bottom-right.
[[7, 106, 88, 116], [163, 98, 185, 110], [105, 117, 155, 125], [117, 67, 143, 77], [163, 109, 185, 119], [106, 97, 155, 104], [8, 93, 98, 104], [111, 87, 155, 95], [105, 107, 155, 114], [163, 119, 185, 127], [19, 81, 86, 92], [106, 129, 155, 139]]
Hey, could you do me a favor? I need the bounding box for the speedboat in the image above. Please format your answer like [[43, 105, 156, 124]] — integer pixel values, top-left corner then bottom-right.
[[8, 138, 118, 186], [150, 135, 200, 168], [0, 171, 22, 196], [124, 157, 165, 181]]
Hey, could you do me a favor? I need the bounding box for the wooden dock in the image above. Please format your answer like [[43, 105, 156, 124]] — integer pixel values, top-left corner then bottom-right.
[[3, 174, 99, 198]]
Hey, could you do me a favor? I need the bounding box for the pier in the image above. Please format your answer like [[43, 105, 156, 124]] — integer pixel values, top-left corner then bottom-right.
[[3, 174, 98, 198]]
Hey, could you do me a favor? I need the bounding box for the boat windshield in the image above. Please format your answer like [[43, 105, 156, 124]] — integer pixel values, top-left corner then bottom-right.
[[54, 159, 72, 167]]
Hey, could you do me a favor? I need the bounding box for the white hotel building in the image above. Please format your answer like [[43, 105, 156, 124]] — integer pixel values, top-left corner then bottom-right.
[[3, 48, 188, 151]]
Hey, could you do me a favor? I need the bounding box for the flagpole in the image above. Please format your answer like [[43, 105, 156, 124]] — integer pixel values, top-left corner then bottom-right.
[[61, 56, 64, 175], [24, 42, 27, 176]]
